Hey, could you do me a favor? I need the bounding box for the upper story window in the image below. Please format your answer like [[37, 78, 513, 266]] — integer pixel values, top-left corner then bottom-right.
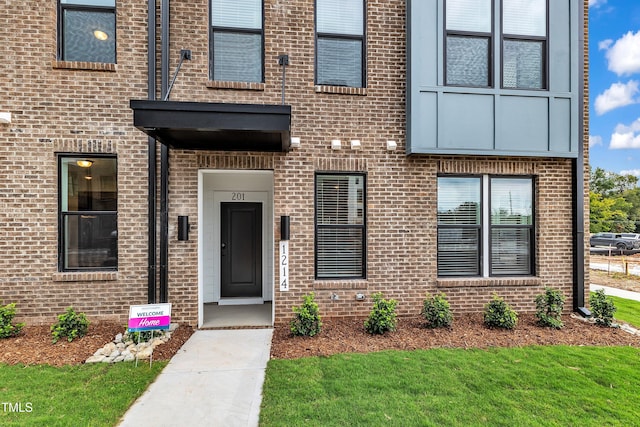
[[445, 0, 492, 87], [211, 0, 264, 83], [437, 176, 534, 277], [315, 0, 365, 88], [502, 0, 547, 89], [58, 0, 116, 63], [445, 0, 547, 89], [315, 173, 366, 279], [59, 156, 118, 272]]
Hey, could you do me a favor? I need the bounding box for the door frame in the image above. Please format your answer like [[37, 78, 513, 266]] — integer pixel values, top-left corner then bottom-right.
[[197, 170, 274, 327]]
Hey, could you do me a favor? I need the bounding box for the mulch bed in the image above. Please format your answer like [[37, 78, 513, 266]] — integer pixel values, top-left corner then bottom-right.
[[270, 313, 640, 359], [0, 322, 193, 367]]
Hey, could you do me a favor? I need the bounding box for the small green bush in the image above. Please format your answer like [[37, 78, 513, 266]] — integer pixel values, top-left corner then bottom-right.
[[125, 330, 155, 343], [51, 307, 89, 343], [483, 295, 518, 330], [364, 292, 398, 335], [422, 293, 453, 328], [0, 303, 25, 339], [535, 287, 566, 329], [290, 293, 322, 337], [590, 289, 617, 327]]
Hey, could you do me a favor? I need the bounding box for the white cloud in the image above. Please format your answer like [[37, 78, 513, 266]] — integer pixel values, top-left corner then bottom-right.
[[604, 31, 640, 76], [589, 0, 607, 7], [594, 80, 639, 115], [590, 135, 603, 147], [598, 39, 613, 51], [610, 118, 640, 149], [620, 169, 640, 177]]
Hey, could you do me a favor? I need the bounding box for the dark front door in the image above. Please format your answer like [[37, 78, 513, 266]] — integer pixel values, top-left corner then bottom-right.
[[221, 202, 262, 298]]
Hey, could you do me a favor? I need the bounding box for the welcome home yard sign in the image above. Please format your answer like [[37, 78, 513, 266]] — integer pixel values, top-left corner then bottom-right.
[[128, 303, 172, 332]]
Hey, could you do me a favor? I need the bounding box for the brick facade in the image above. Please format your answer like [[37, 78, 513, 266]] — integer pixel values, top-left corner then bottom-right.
[[0, 1, 589, 327]]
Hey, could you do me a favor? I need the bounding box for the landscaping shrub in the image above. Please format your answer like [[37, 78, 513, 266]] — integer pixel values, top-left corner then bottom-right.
[[483, 295, 518, 330], [125, 330, 155, 343], [290, 293, 322, 337], [421, 293, 453, 328], [51, 307, 89, 343], [0, 302, 25, 339], [535, 287, 566, 329], [590, 289, 617, 327], [364, 292, 398, 334]]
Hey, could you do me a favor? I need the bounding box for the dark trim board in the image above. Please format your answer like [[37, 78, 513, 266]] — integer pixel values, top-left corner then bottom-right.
[[130, 100, 292, 152]]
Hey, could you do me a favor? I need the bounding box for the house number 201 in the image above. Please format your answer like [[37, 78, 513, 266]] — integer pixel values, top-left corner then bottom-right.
[[232, 192, 245, 200]]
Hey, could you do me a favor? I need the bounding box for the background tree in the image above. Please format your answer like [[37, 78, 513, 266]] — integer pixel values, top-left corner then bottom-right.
[[589, 167, 639, 233]]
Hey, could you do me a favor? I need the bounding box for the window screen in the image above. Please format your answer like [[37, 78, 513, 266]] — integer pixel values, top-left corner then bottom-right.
[[59, 156, 117, 271], [315, 174, 366, 278], [490, 177, 533, 275], [59, 0, 116, 63], [316, 0, 365, 87], [211, 0, 263, 82], [437, 176, 535, 277], [445, 0, 492, 87], [437, 177, 482, 276], [502, 0, 547, 89]]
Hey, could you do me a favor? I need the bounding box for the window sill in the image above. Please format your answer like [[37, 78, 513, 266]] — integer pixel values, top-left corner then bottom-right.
[[315, 85, 367, 96], [52, 61, 116, 72], [53, 271, 118, 282], [314, 280, 368, 290], [206, 81, 265, 91], [436, 276, 540, 288]]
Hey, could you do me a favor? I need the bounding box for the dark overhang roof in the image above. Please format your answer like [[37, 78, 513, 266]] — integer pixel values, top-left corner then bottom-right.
[[130, 100, 292, 152]]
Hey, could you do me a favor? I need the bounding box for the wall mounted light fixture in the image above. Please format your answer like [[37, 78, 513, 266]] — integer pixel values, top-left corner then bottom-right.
[[350, 139, 361, 150], [178, 216, 189, 241], [0, 112, 11, 124], [331, 139, 342, 150], [386, 140, 397, 151], [290, 137, 301, 149]]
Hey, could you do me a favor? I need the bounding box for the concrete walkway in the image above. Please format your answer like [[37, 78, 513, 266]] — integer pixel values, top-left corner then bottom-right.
[[590, 284, 640, 302], [118, 328, 273, 427]]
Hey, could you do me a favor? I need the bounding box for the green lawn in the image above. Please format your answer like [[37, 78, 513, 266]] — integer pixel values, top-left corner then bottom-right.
[[609, 295, 640, 328], [261, 346, 640, 426], [0, 361, 166, 426]]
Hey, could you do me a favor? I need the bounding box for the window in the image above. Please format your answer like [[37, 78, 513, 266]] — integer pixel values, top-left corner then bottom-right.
[[445, 0, 492, 87], [316, 0, 365, 88], [444, 0, 547, 89], [58, 0, 116, 63], [59, 156, 117, 271], [211, 0, 263, 83], [502, 0, 546, 89], [437, 176, 534, 277], [315, 173, 366, 279]]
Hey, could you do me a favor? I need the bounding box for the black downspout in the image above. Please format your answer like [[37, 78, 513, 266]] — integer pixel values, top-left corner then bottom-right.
[[159, 0, 170, 303], [573, 2, 589, 316], [147, 0, 157, 304]]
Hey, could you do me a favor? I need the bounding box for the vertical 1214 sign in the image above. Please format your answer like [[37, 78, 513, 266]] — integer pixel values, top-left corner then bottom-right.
[[279, 240, 289, 291]]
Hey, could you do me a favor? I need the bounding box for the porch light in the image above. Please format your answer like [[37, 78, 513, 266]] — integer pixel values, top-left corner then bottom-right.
[[386, 140, 397, 151], [350, 139, 361, 150], [76, 160, 93, 168], [0, 112, 11, 124], [290, 137, 301, 149], [331, 139, 341, 150]]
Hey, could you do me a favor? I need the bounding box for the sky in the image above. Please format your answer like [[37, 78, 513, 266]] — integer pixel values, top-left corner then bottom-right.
[[589, 0, 640, 176]]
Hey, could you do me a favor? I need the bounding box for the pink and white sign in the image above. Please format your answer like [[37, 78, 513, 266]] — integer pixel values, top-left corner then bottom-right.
[[128, 303, 172, 332]]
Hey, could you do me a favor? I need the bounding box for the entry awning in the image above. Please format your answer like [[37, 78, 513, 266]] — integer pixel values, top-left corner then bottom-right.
[[130, 100, 292, 152]]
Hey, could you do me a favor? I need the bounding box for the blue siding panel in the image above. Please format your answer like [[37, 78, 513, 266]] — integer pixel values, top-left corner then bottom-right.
[[407, 0, 579, 158]]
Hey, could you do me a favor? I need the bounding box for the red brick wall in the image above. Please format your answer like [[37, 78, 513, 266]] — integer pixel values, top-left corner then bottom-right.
[[0, 0, 589, 327]]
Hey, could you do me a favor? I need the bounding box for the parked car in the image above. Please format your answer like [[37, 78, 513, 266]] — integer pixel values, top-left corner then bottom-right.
[[590, 232, 640, 250], [620, 233, 640, 241]]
